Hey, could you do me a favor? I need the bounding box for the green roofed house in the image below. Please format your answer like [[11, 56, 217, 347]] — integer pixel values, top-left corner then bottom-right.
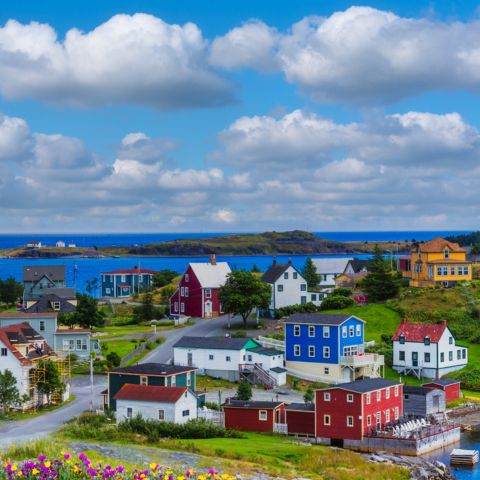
[[105, 363, 198, 411], [173, 336, 286, 386]]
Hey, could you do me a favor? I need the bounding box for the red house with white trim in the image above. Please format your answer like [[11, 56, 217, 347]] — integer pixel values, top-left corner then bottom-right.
[[170, 255, 231, 318], [285, 403, 315, 437], [422, 378, 461, 402], [315, 378, 403, 445]]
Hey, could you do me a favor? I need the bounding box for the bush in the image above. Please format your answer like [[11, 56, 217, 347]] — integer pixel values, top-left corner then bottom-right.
[[275, 302, 318, 319], [320, 295, 355, 310], [106, 352, 121, 368], [204, 401, 221, 411], [449, 369, 480, 391], [332, 288, 351, 297]]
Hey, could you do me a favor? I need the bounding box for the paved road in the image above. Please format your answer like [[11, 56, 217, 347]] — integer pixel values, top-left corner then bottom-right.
[[141, 315, 234, 364], [0, 376, 107, 448]]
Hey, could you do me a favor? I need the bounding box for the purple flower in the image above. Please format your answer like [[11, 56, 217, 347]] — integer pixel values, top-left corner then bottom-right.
[[38, 455, 47, 462]]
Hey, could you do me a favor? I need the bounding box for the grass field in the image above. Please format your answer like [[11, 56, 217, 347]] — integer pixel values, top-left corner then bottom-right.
[[101, 339, 139, 358]]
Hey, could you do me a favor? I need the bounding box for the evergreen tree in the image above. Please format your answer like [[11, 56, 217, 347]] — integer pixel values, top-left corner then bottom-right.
[[34, 360, 65, 404], [302, 257, 321, 289], [363, 245, 400, 302], [72, 294, 106, 328], [152, 270, 178, 289], [303, 385, 314, 404], [0, 369, 20, 412], [251, 264, 261, 273], [236, 379, 253, 401], [134, 292, 162, 322], [0, 277, 23, 306]]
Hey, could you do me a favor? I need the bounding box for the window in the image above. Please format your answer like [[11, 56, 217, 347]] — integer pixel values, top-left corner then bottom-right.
[[324, 367, 329, 375], [324, 392, 331, 401], [444, 249, 450, 259], [294, 325, 301, 336], [0, 348, 6, 356], [451, 266, 455, 276], [346, 394, 354, 403], [399, 351, 405, 361], [259, 410, 268, 421], [394, 386, 399, 397], [342, 326, 347, 338], [174, 302, 178, 312], [209, 354, 214, 360], [449, 351, 453, 362], [323, 326, 329, 338], [376, 390, 381, 401], [76, 339, 82, 350], [121, 275, 126, 282], [424, 352, 431, 363], [367, 415, 371, 426], [184, 287, 189, 297], [324, 415, 331, 426], [158, 410, 165, 420], [180, 303, 185, 313], [69, 339, 74, 350], [443, 266, 448, 276], [300, 284, 307, 291], [39, 321, 45, 331], [187, 376, 191, 387], [463, 349, 467, 359], [366, 393, 371, 404], [300, 296, 307, 304], [226, 356, 231, 362], [399, 335, 405, 344], [309, 325, 315, 337], [284, 272, 289, 279], [205, 288, 212, 298], [323, 274, 327, 281], [347, 416, 354, 427], [440, 352, 445, 363], [394, 407, 399, 420], [311, 294, 317, 301], [323, 346, 330, 358], [180, 287, 185, 296], [140, 376, 148, 385], [185, 274, 189, 282], [463, 266, 469, 275], [385, 409, 390, 423], [449, 337, 453, 345], [127, 408, 133, 418], [356, 325, 361, 336], [293, 272, 298, 279], [294, 345, 301, 357], [457, 350, 461, 360], [424, 336, 430, 346], [105, 288, 111, 294], [385, 388, 390, 399], [52, 301, 61, 311], [182, 410, 190, 417], [247, 354, 252, 362], [308, 345, 315, 358], [170, 376, 176, 386], [277, 284, 284, 292], [349, 326, 354, 337]]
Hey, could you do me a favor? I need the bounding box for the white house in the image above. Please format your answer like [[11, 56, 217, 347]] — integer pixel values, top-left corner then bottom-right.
[[311, 258, 353, 287], [55, 240, 66, 248], [261, 259, 323, 313], [392, 319, 468, 379], [26, 241, 42, 248], [114, 384, 197, 424], [173, 336, 286, 386]]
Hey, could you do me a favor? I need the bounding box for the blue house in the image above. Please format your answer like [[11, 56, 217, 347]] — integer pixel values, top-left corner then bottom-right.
[[101, 267, 159, 298], [284, 313, 384, 384]]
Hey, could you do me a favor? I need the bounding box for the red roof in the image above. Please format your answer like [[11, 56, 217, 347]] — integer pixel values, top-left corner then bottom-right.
[[0, 312, 58, 318], [102, 268, 158, 275], [0, 322, 47, 365], [114, 384, 188, 403], [392, 319, 447, 343]]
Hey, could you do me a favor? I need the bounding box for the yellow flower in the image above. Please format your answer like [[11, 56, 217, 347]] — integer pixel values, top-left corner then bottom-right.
[[73, 465, 80, 473], [11, 464, 17, 472], [149, 463, 157, 471], [32, 468, 39, 475], [44, 462, 51, 469]]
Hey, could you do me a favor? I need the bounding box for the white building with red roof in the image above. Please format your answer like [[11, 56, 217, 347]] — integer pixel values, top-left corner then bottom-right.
[[392, 319, 468, 379], [101, 266, 159, 297], [114, 384, 197, 424]]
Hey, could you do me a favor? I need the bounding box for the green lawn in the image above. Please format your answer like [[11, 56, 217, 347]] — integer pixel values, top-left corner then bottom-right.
[[101, 339, 138, 358], [196, 375, 237, 390]]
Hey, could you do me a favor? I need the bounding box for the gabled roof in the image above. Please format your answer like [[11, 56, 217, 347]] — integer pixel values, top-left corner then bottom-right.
[[102, 267, 159, 275], [223, 400, 284, 409], [114, 384, 188, 403], [25, 295, 77, 314], [323, 378, 401, 394], [173, 336, 256, 350], [246, 345, 283, 356], [422, 378, 460, 387], [404, 386, 435, 396], [311, 258, 353, 274], [392, 319, 448, 343], [284, 313, 363, 325], [23, 266, 65, 282], [415, 237, 465, 253], [109, 363, 197, 376], [0, 312, 58, 319], [286, 403, 315, 411], [43, 288, 76, 298], [346, 259, 371, 273], [261, 263, 294, 284], [188, 261, 231, 288]]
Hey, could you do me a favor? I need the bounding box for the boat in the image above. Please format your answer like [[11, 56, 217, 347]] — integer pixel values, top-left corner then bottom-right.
[[450, 448, 479, 465]]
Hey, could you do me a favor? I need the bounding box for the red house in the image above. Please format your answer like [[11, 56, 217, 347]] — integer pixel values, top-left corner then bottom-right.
[[170, 255, 231, 318], [315, 378, 403, 446], [422, 379, 461, 403], [285, 403, 315, 437], [223, 400, 286, 433]]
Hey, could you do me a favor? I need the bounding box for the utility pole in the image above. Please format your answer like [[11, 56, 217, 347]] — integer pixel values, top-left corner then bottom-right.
[[89, 353, 94, 411]]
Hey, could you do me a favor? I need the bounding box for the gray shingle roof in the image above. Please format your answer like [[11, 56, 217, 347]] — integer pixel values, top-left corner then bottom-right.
[[284, 313, 355, 325], [247, 346, 282, 356], [261, 263, 290, 284], [109, 363, 196, 375], [348, 259, 371, 273], [23, 266, 66, 282], [423, 378, 460, 386], [270, 367, 287, 373], [286, 403, 315, 411], [326, 378, 401, 393], [173, 336, 251, 350], [404, 386, 433, 396], [223, 400, 284, 409]]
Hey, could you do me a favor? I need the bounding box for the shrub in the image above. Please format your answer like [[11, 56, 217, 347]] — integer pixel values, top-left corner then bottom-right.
[[275, 302, 317, 319], [320, 295, 355, 310], [332, 288, 351, 297], [449, 369, 480, 391], [106, 352, 121, 368], [204, 401, 221, 411]]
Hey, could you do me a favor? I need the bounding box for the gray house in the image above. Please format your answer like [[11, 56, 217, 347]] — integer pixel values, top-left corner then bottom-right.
[[403, 386, 446, 418], [23, 266, 66, 300]]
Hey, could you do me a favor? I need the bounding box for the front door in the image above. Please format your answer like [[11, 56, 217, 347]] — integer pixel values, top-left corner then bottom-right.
[[205, 301, 212, 318], [187, 353, 193, 367], [412, 352, 418, 367]]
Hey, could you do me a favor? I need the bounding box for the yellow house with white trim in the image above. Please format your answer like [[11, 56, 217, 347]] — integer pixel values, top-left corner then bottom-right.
[[408, 237, 472, 287]]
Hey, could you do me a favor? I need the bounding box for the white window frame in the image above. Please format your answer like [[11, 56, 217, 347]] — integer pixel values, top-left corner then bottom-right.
[[394, 407, 399, 420], [205, 288, 212, 298], [342, 326, 347, 338], [385, 388, 390, 399], [171, 375, 176, 386], [308, 345, 315, 358], [184, 287, 189, 297], [174, 302, 178, 312], [346, 393, 354, 403], [347, 416, 354, 427], [366, 393, 371, 404], [367, 415, 371, 427], [385, 409, 390, 423], [323, 346, 330, 359], [294, 344, 301, 357], [324, 415, 331, 426], [356, 324, 361, 336], [294, 325, 301, 336], [180, 302, 185, 313], [308, 325, 315, 337], [323, 326, 329, 338], [259, 410, 268, 421], [185, 274, 189, 282], [158, 409, 165, 421], [180, 287, 185, 296], [349, 326, 354, 337], [324, 392, 331, 401], [127, 407, 133, 418], [376, 390, 381, 401], [140, 376, 148, 385], [394, 386, 399, 397], [0, 347, 7, 356]]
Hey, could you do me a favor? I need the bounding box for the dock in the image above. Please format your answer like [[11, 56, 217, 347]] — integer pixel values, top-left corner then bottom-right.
[[450, 449, 479, 465]]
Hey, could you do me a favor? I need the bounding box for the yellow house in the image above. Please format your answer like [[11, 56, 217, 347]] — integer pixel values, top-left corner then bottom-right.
[[408, 237, 472, 287]]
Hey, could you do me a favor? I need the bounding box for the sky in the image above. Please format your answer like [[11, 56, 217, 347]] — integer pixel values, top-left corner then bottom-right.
[[0, 0, 480, 233]]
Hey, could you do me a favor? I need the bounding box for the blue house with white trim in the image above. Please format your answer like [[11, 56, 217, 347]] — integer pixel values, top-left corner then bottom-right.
[[284, 313, 384, 384]]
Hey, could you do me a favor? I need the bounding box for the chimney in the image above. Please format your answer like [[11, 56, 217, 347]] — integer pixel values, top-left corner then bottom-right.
[[441, 319, 447, 327], [288, 258, 292, 266], [401, 318, 408, 325], [273, 256, 277, 265], [210, 254, 216, 265]]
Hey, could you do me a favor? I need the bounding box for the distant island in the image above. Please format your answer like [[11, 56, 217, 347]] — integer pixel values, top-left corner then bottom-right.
[[2, 230, 412, 258]]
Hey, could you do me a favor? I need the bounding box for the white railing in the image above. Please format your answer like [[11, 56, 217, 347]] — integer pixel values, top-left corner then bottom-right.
[[340, 353, 384, 367], [274, 423, 288, 434], [256, 336, 285, 351]]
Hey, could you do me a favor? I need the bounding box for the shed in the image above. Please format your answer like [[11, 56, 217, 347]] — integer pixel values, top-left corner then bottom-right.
[[422, 379, 461, 403], [285, 403, 315, 437], [403, 386, 446, 418], [223, 400, 286, 433]]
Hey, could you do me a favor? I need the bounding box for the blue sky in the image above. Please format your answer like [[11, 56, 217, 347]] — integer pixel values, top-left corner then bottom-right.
[[0, 0, 479, 232]]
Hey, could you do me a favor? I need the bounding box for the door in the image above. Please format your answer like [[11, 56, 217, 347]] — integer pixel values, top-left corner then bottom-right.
[[432, 395, 440, 413], [187, 353, 193, 367], [412, 352, 418, 367], [205, 301, 212, 318]]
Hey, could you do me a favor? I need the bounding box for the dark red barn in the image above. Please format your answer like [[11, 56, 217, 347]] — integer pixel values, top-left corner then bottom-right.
[[315, 378, 403, 445], [223, 400, 286, 433], [170, 256, 231, 318], [285, 403, 315, 437], [422, 379, 461, 403]]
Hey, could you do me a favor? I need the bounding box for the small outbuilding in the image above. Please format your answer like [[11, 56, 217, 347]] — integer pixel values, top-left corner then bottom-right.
[[223, 400, 286, 433], [285, 403, 315, 437], [403, 386, 446, 418], [422, 379, 461, 403]]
